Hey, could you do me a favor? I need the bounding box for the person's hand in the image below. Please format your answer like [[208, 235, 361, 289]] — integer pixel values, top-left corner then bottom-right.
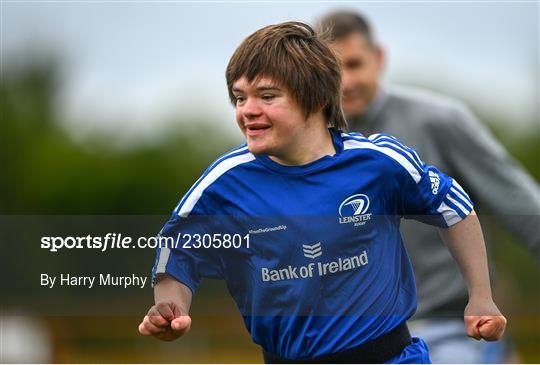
[[464, 298, 507, 341], [138, 300, 192, 341]]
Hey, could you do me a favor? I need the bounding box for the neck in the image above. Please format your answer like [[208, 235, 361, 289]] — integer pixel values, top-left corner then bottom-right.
[[269, 115, 336, 166]]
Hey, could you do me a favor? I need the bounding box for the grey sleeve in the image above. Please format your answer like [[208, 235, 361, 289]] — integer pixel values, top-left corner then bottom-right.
[[430, 105, 540, 258]]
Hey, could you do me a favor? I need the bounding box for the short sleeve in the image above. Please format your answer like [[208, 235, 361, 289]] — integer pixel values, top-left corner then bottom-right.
[[401, 164, 474, 227], [369, 133, 474, 228], [151, 195, 224, 293]]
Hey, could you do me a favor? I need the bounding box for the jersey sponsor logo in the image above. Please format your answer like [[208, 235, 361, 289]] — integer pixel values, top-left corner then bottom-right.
[[429, 171, 440, 194], [338, 194, 372, 226], [302, 242, 322, 259], [260, 249, 369, 282]]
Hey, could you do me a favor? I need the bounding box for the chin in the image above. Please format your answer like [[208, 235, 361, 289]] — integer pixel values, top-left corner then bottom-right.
[[246, 140, 270, 155]]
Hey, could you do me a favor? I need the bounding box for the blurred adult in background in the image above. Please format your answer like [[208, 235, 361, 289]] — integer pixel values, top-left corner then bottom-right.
[[316, 10, 540, 364]]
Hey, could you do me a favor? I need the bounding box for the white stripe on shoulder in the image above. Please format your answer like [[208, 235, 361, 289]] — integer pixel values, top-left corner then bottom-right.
[[172, 146, 249, 214], [217, 145, 249, 162], [371, 141, 423, 171], [343, 139, 422, 183], [178, 151, 255, 217], [369, 135, 424, 171], [368, 133, 423, 165]]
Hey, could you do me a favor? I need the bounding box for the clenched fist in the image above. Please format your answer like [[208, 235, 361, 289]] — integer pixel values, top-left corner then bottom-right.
[[138, 300, 192, 341], [464, 299, 507, 341]]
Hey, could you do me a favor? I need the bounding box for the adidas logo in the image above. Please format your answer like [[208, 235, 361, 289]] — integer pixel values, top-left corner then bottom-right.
[[302, 242, 322, 259], [429, 171, 440, 194]]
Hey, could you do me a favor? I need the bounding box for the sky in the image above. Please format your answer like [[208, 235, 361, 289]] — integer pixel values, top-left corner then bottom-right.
[[2, 1, 539, 144]]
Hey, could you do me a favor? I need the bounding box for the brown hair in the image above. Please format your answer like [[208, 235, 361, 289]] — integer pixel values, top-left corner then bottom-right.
[[226, 21, 347, 131], [316, 10, 375, 45]]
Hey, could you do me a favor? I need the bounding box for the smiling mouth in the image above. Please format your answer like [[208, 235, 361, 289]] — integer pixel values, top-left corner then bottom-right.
[[246, 124, 271, 136], [246, 124, 271, 131]]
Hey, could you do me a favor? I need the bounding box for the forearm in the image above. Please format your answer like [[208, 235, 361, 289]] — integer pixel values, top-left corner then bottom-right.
[[154, 274, 193, 315], [438, 210, 493, 301]]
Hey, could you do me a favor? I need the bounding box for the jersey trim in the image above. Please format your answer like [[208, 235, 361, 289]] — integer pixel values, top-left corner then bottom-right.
[[437, 179, 473, 226], [369, 134, 424, 172], [451, 180, 474, 208], [154, 245, 171, 276], [172, 145, 250, 216], [177, 151, 254, 217], [342, 133, 422, 183]]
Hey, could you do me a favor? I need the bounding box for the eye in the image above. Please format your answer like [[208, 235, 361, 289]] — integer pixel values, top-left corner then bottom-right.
[[235, 96, 246, 105], [345, 59, 364, 70], [262, 94, 275, 101]]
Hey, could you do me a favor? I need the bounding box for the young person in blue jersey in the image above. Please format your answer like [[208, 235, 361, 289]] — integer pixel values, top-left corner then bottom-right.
[[138, 22, 506, 363]]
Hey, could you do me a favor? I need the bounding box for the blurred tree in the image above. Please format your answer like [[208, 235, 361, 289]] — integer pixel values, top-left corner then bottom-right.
[[0, 56, 236, 214]]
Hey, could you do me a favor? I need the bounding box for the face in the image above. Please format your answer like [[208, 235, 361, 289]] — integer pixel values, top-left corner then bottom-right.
[[232, 76, 310, 158], [330, 33, 384, 118]]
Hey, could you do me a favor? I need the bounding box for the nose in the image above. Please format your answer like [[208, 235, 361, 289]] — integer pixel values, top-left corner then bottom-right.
[[241, 97, 263, 119], [341, 70, 354, 92]]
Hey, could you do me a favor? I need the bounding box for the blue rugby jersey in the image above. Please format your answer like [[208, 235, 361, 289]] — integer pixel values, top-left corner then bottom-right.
[[151, 129, 473, 359]]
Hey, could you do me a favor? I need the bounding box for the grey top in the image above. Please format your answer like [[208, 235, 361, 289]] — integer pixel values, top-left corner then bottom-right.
[[348, 85, 540, 318]]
